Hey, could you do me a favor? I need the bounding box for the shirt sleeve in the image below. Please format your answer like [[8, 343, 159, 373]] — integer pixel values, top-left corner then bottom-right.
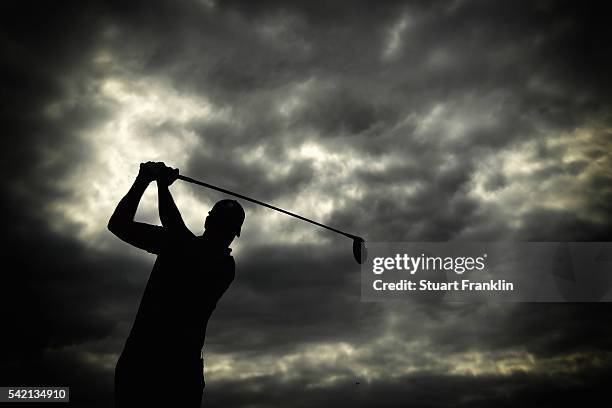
[[115, 222, 167, 255]]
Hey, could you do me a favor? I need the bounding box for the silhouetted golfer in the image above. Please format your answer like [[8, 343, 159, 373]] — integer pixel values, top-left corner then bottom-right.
[[109, 161, 244, 407]]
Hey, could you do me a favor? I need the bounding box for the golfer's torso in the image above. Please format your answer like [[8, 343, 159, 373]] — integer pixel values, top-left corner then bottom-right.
[[127, 236, 234, 355]]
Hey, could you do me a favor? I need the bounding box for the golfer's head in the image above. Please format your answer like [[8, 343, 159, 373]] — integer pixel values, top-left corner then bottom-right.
[[204, 199, 245, 242]]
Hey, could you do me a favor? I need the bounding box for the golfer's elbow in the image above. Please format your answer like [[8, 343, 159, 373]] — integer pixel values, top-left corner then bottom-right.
[[107, 219, 118, 234], [107, 215, 124, 235]]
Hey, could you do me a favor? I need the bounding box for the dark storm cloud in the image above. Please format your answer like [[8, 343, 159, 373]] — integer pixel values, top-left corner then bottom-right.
[[0, 1, 108, 179], [207, 244, 386, 355], [2, 1, 612, 407], [293, 84, 402, 136], [1, 0, 107, 367], [0, 198, 149, 367]]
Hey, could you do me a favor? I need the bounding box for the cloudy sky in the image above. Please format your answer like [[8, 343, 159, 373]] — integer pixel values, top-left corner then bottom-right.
[[2, 0, 612, 406]]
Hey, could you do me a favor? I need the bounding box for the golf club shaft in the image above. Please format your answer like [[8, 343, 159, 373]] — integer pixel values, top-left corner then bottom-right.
[[177, 174, 357, 240]]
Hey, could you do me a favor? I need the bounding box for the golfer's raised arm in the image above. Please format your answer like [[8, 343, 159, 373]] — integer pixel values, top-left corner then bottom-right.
[[108, 162, 165, 253], [157, 166, 192, 238]]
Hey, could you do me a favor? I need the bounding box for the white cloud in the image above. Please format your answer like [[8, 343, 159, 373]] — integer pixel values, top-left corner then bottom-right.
[[48, 75, 226, 249], [382, 15, 410, 61]]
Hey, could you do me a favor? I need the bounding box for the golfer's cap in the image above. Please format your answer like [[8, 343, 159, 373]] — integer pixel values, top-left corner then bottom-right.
[[209, 199, 245, 236]]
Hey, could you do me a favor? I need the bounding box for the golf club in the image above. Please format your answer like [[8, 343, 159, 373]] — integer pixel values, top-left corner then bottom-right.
[[177, 174, 367, 264]]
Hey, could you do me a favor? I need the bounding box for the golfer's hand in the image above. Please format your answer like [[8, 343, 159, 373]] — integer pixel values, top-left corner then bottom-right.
[[154, 162, 179, 186], [137, 161, 158, 183]]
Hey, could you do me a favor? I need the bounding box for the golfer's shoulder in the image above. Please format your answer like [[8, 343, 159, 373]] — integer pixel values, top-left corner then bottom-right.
[[211, 246, 234, 269]]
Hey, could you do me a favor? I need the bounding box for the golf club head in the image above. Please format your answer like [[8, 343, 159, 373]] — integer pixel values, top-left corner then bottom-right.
[[352, 237, 367, 264]]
